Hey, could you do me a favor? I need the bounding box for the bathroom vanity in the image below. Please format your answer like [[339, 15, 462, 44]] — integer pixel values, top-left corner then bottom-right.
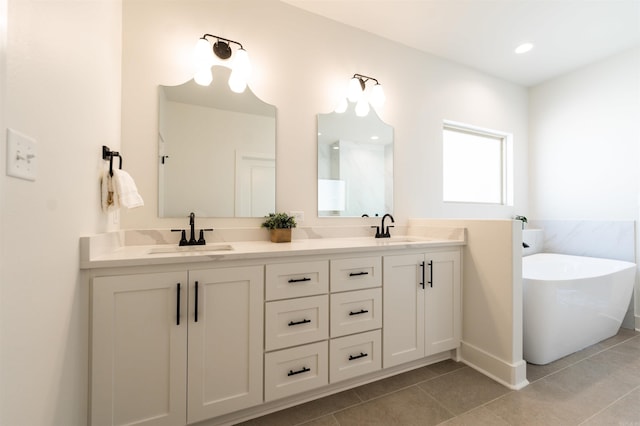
[[81, 229, 464, 426]]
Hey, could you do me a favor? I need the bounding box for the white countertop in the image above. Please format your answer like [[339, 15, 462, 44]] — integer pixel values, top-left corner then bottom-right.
[[80, 228, 466, 269]]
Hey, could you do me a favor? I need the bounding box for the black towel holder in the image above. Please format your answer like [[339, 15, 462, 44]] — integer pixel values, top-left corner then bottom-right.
[[102, 145, 122, 177]]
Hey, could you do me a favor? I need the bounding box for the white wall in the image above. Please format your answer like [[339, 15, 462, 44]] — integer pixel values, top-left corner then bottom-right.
[[529, 48, 640, 220], [0, 1, 122, 425], [120, 0, 529, 231]]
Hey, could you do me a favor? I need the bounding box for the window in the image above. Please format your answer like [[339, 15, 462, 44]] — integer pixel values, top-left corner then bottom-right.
[[442, 121, 512, 204]]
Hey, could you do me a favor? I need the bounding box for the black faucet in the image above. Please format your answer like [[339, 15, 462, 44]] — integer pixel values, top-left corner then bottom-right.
[[171, 212, 213, 246], [372, 213, 395, 238]]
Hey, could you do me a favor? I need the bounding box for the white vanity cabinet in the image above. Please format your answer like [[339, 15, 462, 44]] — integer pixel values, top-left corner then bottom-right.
[[263, 260, 330, 401], [328, 257, 383, 383], [90, 266, 263, 426], [382, 249, 461, 368], [84, 232, 465, 426], [186, 266, 264, 423], [91, 271, 188, 426]]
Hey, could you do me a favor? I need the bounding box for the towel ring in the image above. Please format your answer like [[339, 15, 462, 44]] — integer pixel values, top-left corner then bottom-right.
[[102, 145, 122, 177]]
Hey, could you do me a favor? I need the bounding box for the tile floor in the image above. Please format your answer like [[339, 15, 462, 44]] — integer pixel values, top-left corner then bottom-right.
[[239, 328, 640, 425]]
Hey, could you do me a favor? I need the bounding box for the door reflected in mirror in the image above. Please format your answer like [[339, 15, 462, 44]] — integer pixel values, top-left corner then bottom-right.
[[158, 66, 276, 218], [317, 103, 393, 217]]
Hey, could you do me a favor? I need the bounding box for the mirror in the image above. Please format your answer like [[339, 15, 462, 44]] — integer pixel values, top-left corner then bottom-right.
[[158, 66, 276, 218], [317, 103, 394, 217]]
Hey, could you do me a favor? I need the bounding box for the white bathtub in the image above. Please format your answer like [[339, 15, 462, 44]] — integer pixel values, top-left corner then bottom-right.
[[522, 253, 636, 365]]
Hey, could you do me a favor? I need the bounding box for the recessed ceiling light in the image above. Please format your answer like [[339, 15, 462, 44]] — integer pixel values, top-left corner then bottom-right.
[[515, 43, 534, 54]]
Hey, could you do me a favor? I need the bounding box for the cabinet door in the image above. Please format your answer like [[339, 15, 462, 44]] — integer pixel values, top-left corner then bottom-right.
[[91, 272, 188, 426], [187, 266, 264, 423], [382, 254, 425, 368], [425, 250, 461, 356]]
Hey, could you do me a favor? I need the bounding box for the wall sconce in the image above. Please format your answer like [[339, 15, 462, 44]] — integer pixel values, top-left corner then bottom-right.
[[193, 33, 251, 93], [336, 73, 386, 117]]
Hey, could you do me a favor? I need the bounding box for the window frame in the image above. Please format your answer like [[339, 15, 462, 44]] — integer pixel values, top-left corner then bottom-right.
[[442, 120, 513, 206]]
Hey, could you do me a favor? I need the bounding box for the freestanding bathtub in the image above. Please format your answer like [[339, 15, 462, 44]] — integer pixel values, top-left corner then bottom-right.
[[523, 253, 636, 365]]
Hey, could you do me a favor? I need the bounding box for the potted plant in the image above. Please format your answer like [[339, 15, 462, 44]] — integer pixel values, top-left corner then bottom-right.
[[261, 212, 297, 243]]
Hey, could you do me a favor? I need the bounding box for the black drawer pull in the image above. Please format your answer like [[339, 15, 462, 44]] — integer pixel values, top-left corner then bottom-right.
[[288, 277, 311, 283], [348, 352, 368, 361], [349, 309, 369, 316], [176, 283, 181, 326], [288, 318, 311, 326], [288, 367, 310, 376], [428, 260, 433, 288], [349, 271, 369, 277]]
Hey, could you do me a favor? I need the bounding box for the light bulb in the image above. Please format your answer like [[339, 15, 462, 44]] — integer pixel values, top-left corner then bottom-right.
[[232, 48, 251, 80], [194, 67, 213, 86], [347, 77, 363, 102], [515, 43, 533, 54], [193, 38, 214, 71], [369, 83, 386, 108], [355, 98, 370, 117], [228, 70, 247, 93], [334, 98, 348, 113]]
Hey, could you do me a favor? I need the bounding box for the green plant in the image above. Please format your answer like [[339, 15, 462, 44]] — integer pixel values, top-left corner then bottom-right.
[[261, 212, 297, 230]]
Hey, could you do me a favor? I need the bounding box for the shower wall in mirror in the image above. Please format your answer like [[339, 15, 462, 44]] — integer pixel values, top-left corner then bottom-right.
[[158, 66, 276, 218], [317, 104, 393, 217]]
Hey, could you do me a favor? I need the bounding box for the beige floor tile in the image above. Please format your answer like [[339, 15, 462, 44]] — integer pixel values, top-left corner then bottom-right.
[[581, 386, 640, 425], [425, 359, 466, 376], [438, 406, 510, 426], [352, 365, 440, 401], [334, 386, 453, 426], [236, 390, 361, 426], [418, 367, 511, 415], [299, 414, 340, 426], [484, 379, 577, 425], [526, 357, 571, 383]]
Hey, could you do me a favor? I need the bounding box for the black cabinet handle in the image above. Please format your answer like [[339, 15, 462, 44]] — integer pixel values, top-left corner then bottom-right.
[[428, 261, 433, 288], [349, 309, 369, 316], [288, 367, 310, 376], [348, 352, 368, 361], [349, 271, 369, 277], [288, 277, 311, 283], [176, 283, 181, 326], [194, 281, 199, 322], [288, 318, 311, 326], [420, 261, 425, 289]]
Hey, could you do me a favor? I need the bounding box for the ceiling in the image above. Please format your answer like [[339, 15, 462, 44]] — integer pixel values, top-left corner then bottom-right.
[[281, 0, 640, 87]]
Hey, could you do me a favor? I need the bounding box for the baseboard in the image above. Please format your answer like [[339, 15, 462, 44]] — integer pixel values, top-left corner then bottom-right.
[[635, 314, 640, 331], [459, 341, 529, 390]]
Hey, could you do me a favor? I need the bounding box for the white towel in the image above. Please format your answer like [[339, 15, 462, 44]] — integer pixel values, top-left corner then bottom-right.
[[112, 169, 144, 209], [100, 170, 120, 212]]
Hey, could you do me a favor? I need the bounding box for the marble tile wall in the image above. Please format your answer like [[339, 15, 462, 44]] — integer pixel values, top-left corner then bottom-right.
[[529, 220, 635, 262]]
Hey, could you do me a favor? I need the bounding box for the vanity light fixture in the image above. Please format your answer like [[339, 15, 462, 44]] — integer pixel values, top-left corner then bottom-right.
[[193, 33, 251, 92], [339, 73, 385, 117]]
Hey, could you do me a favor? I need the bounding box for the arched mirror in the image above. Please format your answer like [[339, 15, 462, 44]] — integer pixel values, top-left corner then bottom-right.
[[158, 66, 276, 217], [317, 103, 394, 217]]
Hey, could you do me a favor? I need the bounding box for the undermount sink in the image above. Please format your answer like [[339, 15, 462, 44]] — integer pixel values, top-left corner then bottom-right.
[[147, 244, 233, 254]]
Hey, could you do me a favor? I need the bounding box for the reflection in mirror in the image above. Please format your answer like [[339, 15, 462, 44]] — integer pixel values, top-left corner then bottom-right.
[[317, 103, 393, 217], [158, 66, 276, 218]]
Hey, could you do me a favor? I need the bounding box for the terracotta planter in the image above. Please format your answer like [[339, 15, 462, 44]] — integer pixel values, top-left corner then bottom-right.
[[269, 228, 292, 243]]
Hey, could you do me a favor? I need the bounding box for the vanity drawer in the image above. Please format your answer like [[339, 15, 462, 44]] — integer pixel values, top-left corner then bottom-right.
[[330, 288, 382, 337], [330, 330, 381, 383], [330, 256, 381, 292], [265, 295, 329, 351], [264, 341, 328, 402], [266, 261, 329, 301]]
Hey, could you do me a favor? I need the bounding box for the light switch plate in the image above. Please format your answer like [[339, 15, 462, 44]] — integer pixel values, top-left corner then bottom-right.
[[6, 128, 37, 181]]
